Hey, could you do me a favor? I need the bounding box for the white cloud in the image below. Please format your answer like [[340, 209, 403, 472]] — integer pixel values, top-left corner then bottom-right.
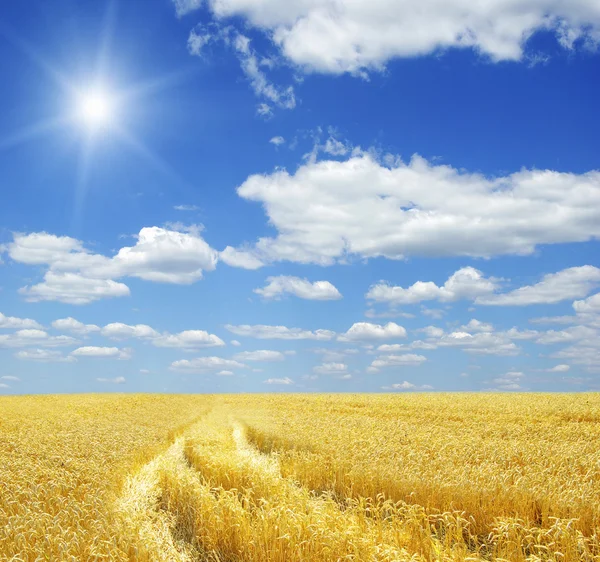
[[263, 377, 294, 385], [217, 370, 234, 376], [367, 267, 497, 306], [477, 266, 600, 305], [0, 329, 77, 349], [153, 330, 226, 349], [52, 317, 100, 335], [96, 376, 126, 384], [15, 349, 75, 362], [188, 25, 296, 110], [174, 204, 200, 211], [462, 319, 494, 333], [534, 326, 596, 345], [233, 350, 285, 361], [254, 275, 342, 300], [419, 326, 445, 338], [323, 137, 349, 156], [313, 362, 348, 375], [529, 315, 579, 325], [382, 381, 433, 391], [101, 323, 160, 340], [105, 226, 219, 283], [1, 376, 20, 382], [220, 246, 265, 270], [376, 344, 406, 353], [270, 136, 285, 146], [98, 322, 225, 350], [231, 340, 241, 346], [140, 369, 151, 374], [175, 0, 600, 74], [574, 292, 600, 314], [227, 154, 600, 265], [548, 364, 570, 373], [170, 356, 247, 373], [225, 324, 336, 340], [19, 272, 130, 305], [312, 347, 354, 362], [9, 226, 219, 303], [490, 371, 524, 390], [421, 307, 446, 320], [338, 322, 406, 341], [173, 0, 202, 17], [70, 346, 132, 359], [256, 103, 273, 117], [0, 383, 9, 389], [438, 331, 520, 356], [365, 309, 415, 319], [369, 354, 427, 371], [552, 344, 600, 372], [0, 312, 42, 330]]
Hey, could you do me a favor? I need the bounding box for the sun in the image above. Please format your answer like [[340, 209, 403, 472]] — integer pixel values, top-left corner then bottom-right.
[[77, 89, 115, 129]]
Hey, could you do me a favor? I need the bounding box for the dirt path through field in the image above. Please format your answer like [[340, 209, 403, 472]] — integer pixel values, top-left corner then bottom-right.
[[114, 402, 431, 561]]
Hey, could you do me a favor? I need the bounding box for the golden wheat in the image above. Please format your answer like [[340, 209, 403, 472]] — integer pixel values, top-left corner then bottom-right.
[[1, 393, 599, 561]]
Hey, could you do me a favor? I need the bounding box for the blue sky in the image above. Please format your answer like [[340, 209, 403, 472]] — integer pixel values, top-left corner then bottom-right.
[[1, 0, 600, 394]]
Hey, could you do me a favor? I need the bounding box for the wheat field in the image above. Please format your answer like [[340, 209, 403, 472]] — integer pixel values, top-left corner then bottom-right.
[[1, 394, 599, 561]]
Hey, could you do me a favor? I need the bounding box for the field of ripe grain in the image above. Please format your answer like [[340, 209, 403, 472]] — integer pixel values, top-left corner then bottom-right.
[[1, 394, 599, 561]]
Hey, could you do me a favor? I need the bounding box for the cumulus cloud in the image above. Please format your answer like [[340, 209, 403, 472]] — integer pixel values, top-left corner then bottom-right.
[[573, 292, 600, 315], [367, 267, 497, 306], [0, 330, 77, 349], [437, 331, 520, 356], [323, 137, 349, 156], [15, 349, 75, 362], [338, 322, 406, 341], [270, 136, 285, 146], [220, 246, 265, 269], [225, 154, 600, 265], [490, 371, 524, 390], [175, 0, 600, 74], [8, 226, 219, 303], [368, 354, 427, 372], [263, 377, 294, 385], [382, 381, 434, 391], [153, 330, 226, 349], [96, 377, 126, 384], [97, 322, 226, 350], [0, 312, 42, 330], [254, 275, 342, 300], [52, 317, 100, 335], [477, 266, 600, 305], [548, 364, 570, 373], [70, 346, 132, 359], [19, 272, 130, 305], [101, 323, 160, 340], [174, 204, 200, 211], [225, 324, 336, 340], [233, 350, 285, 361], [313, 362, 348, 375], [170, 356, 247, 373]]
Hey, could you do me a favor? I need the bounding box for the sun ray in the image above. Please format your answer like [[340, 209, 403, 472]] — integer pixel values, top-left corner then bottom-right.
[[112, 124, 196, 197], [0, 115, 74, 152], [95, 0, 119, 80], [0, 22, 76, 96], [118, 67, 197, 104]]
